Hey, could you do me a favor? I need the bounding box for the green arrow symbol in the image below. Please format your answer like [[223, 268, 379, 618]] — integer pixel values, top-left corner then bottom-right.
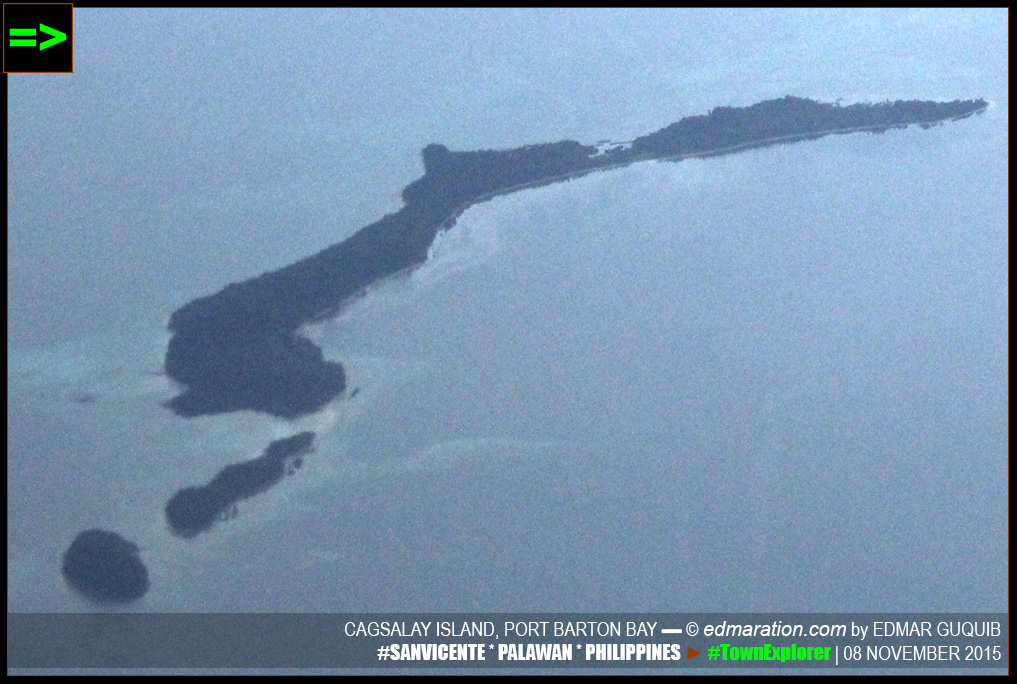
[[39, 24, 66, 50], [9, 24, 65, 49], [8, 27, 37, 47]]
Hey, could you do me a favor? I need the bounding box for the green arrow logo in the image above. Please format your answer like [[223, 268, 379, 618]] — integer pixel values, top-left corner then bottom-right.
[[9, 23, 66, 50]]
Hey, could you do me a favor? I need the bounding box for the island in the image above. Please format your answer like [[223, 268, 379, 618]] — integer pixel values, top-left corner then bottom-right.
[[61, 95, 988, 603], [162, 96, 986, 420], [165, 432, 315, 538], [61, 529, 150, 603]]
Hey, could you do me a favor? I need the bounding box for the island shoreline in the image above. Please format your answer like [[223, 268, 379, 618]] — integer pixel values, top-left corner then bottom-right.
[[162, 96, 987, 420]]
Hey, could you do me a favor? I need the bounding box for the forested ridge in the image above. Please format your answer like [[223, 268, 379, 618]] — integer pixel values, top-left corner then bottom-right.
[[163, 96, 987, 419]]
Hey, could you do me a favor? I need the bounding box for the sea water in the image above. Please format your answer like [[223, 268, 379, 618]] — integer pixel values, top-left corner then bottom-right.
[[8, 9, 1007, 613]]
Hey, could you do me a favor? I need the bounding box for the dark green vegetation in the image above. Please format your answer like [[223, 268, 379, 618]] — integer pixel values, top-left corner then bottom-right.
[[628, 96, 985, 156], [165, 432, 315, 538], [164, 96, 986, 419], [61, 529, 149, 603], [62, 95, 987, 602]]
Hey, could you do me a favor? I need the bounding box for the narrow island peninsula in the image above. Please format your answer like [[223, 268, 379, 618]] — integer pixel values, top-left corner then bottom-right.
[[165, 432, 314, 538], [61, 95, 988, 603], [163, 96, 986, 420]]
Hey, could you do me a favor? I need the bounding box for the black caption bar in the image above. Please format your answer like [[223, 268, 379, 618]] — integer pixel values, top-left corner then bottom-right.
[[8, 612, 1007, 669]]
